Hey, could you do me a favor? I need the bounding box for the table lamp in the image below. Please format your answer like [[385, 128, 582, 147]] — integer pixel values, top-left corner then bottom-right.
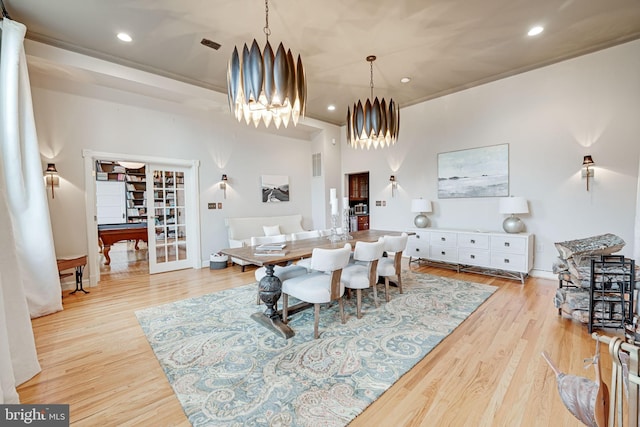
[[498, 196, 528, 233], [411, 198, 432, 228]]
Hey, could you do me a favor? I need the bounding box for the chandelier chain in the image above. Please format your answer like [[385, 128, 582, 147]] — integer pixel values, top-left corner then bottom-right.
[[370, 60, 374, 100], [263, 0, 271, 41]]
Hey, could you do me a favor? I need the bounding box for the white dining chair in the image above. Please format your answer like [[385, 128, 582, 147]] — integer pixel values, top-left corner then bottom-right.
[[281, 244, 352, 339], [252, 234, 307, 304], [341, 238, 385, 318], [291, 230, 321, 241], [376, 233, 408, 302], [290, 230, 321, 271]]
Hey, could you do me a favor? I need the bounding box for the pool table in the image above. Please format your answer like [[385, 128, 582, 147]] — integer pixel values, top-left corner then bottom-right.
[[98, 223, 148, 265]]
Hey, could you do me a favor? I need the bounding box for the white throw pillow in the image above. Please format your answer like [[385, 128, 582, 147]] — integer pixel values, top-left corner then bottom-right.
[[263, 225, 281, 236]]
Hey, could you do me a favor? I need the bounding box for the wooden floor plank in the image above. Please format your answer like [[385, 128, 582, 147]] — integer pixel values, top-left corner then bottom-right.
[[17, 251, 622, 426]]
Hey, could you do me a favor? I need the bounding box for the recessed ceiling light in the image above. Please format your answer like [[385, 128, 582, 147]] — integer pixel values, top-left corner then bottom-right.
[[400, 77, 411, 83], [528, 26, 544, 36], [117, 32, 133, 42], [327, 105, 336, 111]]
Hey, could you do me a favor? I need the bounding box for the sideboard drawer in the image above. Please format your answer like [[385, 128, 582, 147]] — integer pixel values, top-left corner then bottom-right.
[[429, 246, 458, 263], [430, 231, 457, 247], [490, 252, 526, 272], [490, 235, 526, 254], [458, 247, 490, 266], [457, 233, 489, 249]]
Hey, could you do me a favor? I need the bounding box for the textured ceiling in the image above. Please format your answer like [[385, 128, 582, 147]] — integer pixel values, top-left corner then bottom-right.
[[5, 0, 640, 126]]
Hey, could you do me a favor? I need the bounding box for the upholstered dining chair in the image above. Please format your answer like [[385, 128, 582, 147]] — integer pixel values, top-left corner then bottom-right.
[[341, 238, 385, 318], [291, 230, 321, 271], [291, 229, 321, 241], [376, 233, 408, 302], [252, 234, 307, 304], [281, 243, 352, 339]]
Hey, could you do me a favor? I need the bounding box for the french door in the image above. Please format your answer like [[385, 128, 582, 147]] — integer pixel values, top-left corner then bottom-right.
[[147, 165, 192, 273]]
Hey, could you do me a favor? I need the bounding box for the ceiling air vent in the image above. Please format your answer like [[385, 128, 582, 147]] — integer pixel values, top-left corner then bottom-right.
[[200, 38, 221, 50]]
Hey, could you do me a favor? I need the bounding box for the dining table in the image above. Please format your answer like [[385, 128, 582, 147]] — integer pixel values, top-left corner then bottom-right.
[[219, 229, 405, 339]]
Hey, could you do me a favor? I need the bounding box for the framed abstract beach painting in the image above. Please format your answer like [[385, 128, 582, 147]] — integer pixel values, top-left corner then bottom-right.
[[261, 175, 290, 202], [437, 144, 509, 198]]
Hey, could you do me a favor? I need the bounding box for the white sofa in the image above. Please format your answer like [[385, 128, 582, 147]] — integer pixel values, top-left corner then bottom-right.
[[225, 214, 306, 270]]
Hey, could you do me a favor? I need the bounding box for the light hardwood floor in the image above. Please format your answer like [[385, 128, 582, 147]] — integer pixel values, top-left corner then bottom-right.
[[18, 257, 622, 426]]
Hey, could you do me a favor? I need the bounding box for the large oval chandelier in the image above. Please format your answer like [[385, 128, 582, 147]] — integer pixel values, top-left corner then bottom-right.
[[346, 55, 399, 149], [227, 0, 306, 129]]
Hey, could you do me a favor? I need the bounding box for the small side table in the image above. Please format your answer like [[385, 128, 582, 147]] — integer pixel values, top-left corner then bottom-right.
[[57, 255, 88, 294]]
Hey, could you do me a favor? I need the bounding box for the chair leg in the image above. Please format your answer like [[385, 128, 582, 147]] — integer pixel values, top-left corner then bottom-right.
[[372, 285, 379, 308], [397, 273, 403, 294], [313, 303, 320, 339], [282, 294, 289, 323], [339, 298, 345, 324], [384, 277, 390, 302], [356, 289, 362, 319], [256, 287, 261, 305]]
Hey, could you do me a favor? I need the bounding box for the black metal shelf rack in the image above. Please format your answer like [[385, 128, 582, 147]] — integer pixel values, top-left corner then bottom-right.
[[588, 255, 635, 333]]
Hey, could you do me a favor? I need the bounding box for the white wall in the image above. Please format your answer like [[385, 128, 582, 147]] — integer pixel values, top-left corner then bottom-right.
[[341, 40, 640, 274], [28, 39, 640, 280], [27, 42, 339, 281]]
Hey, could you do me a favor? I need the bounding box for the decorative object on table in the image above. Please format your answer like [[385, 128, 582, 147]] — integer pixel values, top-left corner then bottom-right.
[[582, 155, 595, 191], [261, 175, 289, 202], [135, 272, 496, 427], [341, 197, 352, 240], [437, 144, 509, 198], [498, 196, 529, 233], [44, 163, 59, 198], [227, 0, 306, 129], [541, 338, 608, 427], [389, 175, 397, 197], [327, 188, 340, 242], [220, 174, 228, 199], [411, 198, 432, 228], [346, 55, 399, 150]]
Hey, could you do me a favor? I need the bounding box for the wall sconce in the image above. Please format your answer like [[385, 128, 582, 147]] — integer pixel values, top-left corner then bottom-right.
[[389, 175, 397, 197], [582, 155, 595, 191], [220, 174, 228, 199], [44, 163, 59, 199]]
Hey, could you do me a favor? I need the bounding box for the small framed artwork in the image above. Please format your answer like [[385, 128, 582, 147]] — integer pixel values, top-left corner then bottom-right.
[[438, 143, 509, 198], [261, 175, 290, 202]]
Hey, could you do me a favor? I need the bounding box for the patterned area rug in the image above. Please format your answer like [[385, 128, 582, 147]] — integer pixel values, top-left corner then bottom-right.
[[135, 271, 496, 426]]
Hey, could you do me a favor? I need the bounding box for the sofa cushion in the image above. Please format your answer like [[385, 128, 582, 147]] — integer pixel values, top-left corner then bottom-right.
[[263, 224, 281, 236], [226, 214, 305, 242]]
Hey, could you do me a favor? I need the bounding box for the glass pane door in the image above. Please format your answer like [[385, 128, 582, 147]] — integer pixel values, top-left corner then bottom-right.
[[148, 166, 191, 273]]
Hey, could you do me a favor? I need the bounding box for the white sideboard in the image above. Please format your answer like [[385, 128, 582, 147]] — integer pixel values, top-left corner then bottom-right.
[[405, 228, 534, 283]]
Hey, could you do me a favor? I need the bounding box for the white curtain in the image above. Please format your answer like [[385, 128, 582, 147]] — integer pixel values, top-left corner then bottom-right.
[[635, 155, 640, 263], [0, 17, 62, 401]]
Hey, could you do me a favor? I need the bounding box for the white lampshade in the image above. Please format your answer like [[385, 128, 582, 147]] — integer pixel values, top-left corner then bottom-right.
[[411, 198, 432, 213], [499, 197, 529, 215]]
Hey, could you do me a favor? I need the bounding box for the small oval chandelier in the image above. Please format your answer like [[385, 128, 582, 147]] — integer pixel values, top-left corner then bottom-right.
[[227, 0, 306, 129], [346, 55, 400, 150]]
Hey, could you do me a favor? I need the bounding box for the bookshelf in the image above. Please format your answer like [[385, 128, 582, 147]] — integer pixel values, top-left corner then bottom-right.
[[152, 170, 185, 241], [125, 168, 147, 223], [96, 161, 147, 223]]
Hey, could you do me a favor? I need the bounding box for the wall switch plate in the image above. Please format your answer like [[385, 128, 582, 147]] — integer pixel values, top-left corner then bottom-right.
[[217, 202, 222, 209], [375, 201, 382, 206], [208, 203, 216, 209]]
